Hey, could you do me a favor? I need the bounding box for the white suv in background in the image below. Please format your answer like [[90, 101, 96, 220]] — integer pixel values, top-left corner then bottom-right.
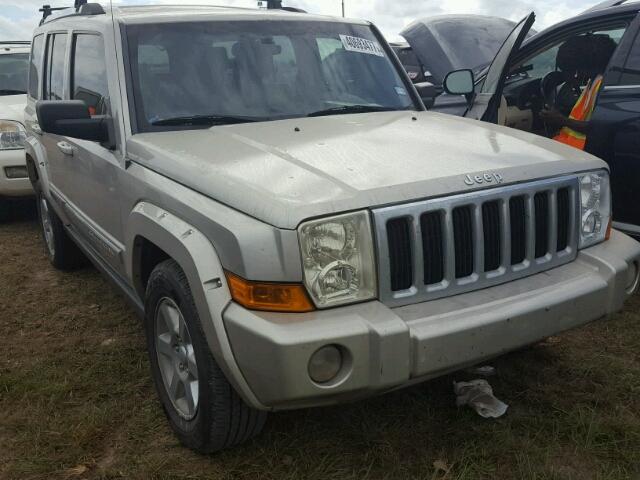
[[0, 41, 31, 220]]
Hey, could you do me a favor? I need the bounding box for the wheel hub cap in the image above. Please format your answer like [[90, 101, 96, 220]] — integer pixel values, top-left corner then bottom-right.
[[155, 298, 199, 420]]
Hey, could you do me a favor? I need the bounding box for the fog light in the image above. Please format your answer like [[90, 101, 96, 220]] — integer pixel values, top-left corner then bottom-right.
[[4, 166, 28, 179], [626, 261, 639, 294], [308, 345, 342, 384]]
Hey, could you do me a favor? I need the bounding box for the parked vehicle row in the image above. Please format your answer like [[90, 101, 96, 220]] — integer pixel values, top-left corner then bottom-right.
[[0, 41, 31, 220], [3, 0, 639, 455]]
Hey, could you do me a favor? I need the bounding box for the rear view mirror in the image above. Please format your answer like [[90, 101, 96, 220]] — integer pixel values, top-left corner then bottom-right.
[[36, 100, 112, 146], [414, 82, 438, 109], [444, 69, 475, 96]]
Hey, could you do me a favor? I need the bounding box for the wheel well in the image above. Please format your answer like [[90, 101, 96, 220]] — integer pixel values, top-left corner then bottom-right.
[[135, 236, 171, 296]]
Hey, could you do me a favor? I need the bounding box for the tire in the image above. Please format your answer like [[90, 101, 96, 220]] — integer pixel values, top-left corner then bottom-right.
[[0, 198, 9, 223], [36, 190, 85, 271], [145, 259, 267, 453]]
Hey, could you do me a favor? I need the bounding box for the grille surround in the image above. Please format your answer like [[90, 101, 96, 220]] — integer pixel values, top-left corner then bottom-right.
[[373, 176, 579, 308]]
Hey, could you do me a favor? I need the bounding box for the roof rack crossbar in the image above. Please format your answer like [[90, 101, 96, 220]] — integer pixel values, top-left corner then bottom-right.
[[39, 2, 105, 25], [39, 5, 71, 25]]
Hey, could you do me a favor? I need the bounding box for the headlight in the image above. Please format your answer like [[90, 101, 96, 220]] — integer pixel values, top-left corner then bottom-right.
[[0, 120, 26, 151], [579, 170, 611, 249], [298, 211, 377, 308]]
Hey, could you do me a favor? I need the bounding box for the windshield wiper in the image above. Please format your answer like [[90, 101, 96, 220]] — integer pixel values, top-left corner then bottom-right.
[[150, 114, 261, 127], [307, 105, 398, 118], [0, 89, 27, 95]]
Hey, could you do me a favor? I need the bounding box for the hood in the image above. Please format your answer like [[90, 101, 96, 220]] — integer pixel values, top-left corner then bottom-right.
[[401, 15, 532, 85], [127, 111, 605, 230], [0, 94, 27, 124]]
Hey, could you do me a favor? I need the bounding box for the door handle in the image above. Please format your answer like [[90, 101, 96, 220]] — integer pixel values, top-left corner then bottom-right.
[[57, 141, 76, 156]]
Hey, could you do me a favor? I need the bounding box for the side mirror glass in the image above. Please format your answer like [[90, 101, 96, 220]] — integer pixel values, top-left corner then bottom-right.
[[36, 100, 111, 145], [443, 69, 475, 96], [414, 81, 438, 109]]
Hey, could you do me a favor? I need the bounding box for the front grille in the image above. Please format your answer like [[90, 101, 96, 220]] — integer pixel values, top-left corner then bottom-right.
[[421, 212, 444, 285], [482, 201, 502, 272], [387, 218, 413, 292], [510, 196, 527, 265], [373, 176, 579, 308]]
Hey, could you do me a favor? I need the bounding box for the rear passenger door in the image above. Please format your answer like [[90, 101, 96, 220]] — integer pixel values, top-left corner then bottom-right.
[[587, 13, 640, 235]]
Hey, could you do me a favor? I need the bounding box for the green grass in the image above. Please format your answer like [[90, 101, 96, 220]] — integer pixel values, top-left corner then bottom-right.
[[1, 218, 639, 480]]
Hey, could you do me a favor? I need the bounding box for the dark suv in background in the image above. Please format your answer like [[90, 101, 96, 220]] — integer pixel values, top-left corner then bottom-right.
[[411, 2, 640, 239]]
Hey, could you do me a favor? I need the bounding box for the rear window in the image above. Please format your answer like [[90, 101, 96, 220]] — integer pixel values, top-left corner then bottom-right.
[[45, 33, 68, 100]]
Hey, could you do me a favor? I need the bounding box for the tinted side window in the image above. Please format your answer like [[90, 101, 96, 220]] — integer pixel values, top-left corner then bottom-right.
[[620, 31, 640, 85], [72, 34, 109, 115], [46, 33, 68, 100], [29, 35, 44, 99]]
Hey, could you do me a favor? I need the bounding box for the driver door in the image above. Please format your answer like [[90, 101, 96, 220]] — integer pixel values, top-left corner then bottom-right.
[[465, 13, 536, 122], [587, 12, 640, 235]]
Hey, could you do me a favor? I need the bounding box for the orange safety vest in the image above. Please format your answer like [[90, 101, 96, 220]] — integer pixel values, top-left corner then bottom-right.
[[553, 75, 603, 150]]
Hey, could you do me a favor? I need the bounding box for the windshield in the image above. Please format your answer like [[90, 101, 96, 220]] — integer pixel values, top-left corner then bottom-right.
[[0, 53, 29, 95], [126, 20, 416, 132]]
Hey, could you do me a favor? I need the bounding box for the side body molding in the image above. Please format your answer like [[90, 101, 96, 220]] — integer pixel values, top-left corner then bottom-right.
[[126, 201, 266, 410]]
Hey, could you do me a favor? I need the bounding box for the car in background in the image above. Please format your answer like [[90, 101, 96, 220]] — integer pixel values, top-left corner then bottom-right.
[[398, 15, 535, 88], [389, 41, 430, 84], [430, 1, 640, 239], [0, 41, 31, 221]]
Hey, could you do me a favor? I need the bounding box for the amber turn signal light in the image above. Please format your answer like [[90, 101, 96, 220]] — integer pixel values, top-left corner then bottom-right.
[[225, 272, 315, 313], [606, 218, 613, 241]]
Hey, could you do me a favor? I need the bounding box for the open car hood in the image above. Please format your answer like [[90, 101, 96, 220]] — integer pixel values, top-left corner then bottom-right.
[[401, 15, 533, 85]]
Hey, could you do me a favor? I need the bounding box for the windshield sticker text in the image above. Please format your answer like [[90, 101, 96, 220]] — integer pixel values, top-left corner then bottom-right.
[[340, 35, 385, 57]]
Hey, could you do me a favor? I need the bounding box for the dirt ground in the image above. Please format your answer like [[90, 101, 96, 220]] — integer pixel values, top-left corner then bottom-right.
[[1, 206, 639, 480]]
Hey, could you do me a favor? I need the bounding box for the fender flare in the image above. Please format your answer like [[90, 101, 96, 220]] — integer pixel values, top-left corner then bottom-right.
[[126, 201, 267, 410], [24, 139, 50, 194]]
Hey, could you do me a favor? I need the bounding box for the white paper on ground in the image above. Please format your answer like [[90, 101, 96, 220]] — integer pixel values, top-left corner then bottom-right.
[[453, 379, 509, 419]]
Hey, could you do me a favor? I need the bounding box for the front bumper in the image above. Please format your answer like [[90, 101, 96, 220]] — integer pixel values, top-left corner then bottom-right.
[[224, 231, 640, 411], [0, 149, 31, 197]]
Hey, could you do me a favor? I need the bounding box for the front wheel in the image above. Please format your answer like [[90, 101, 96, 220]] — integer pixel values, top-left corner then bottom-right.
[[145, 259, 267, 453]]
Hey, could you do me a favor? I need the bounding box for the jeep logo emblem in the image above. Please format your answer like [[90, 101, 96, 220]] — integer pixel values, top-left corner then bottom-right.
[[464, 173, 504, 186]]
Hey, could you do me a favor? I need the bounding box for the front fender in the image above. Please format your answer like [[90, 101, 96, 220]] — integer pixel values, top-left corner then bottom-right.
[[126, 201, 267, 410]]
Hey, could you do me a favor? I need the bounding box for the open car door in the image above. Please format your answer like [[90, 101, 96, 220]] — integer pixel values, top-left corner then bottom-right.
[[465, 12, 536, 122]]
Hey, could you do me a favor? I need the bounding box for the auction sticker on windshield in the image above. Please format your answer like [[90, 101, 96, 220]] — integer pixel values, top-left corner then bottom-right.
[[340, 35, 385, 57]]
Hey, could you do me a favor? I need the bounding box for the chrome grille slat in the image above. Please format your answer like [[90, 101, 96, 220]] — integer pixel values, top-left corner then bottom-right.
[[374, 176, 580, 308]]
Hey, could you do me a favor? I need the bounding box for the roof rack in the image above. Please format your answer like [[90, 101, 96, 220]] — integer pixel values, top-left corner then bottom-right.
[[39, 1, 105, 26], [39, 5, 71, 25], [583, 0, 635, 13], [0, 41, 31, 45]]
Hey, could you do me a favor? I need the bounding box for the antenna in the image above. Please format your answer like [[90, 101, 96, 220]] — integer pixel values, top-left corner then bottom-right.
[[342, 0, 345, 17]]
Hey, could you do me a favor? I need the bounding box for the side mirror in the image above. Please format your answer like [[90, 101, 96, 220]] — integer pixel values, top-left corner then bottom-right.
[[414, 82, 438, 109], [443, 69, 475, 96], [36, 100, 112, 146]]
